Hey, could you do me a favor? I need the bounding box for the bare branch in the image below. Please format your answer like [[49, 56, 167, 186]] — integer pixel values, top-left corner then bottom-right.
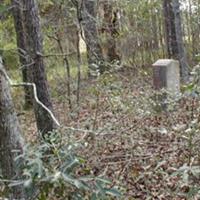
[[0, 58, 60, 127], [36, 51, 76, 58]]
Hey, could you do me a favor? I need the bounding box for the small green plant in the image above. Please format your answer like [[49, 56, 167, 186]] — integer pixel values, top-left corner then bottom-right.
[[12, 131, 121, 200], [171, 67, 200, 199]]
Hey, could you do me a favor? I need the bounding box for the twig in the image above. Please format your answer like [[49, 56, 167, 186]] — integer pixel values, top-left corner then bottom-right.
[[0, 58, 98, 139], [19, 61, 35, 69], [0, 59, 60, 127], [36, 51, 76, 58], [48, 32, 72, 110], [12, 83, 60, 127]]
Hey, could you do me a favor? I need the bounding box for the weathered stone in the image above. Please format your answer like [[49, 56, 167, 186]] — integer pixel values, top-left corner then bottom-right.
[[153, 59, 180, 94]]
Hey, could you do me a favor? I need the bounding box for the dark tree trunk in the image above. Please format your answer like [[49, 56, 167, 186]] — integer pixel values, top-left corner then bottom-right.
[[102, 1, 120, 63], [172, 0, 189, 82], [163, 0, 189, 82], [0, 58, 25, 200], [11, 0, 33, 109], [82, 0, 105, 77], [163, 0, 178, 57], [22, 0, 56, 134]]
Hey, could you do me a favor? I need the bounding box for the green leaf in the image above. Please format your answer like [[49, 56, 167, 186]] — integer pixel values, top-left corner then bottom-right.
[[96, 177, 111, 185], [39, 192, 47, 200], [78, 176, 94, 182], [187, 186, 200, 198], [62, 158, 79, 173], [62, 173, 75, 185], [105, 188, 121, 197], [8, 180, 24, 187], [91, 193, 98, 200], [96, 181, 106, 196], [182, 83, 195, 92]]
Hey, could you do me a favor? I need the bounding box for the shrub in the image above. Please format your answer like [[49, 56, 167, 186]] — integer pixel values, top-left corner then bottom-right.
[[13, 131, 121, 200]]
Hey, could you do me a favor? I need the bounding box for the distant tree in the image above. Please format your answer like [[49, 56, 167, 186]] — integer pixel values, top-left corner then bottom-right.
[[101, 0, 120, 63], [81, 0, 105, 77], [163, 0, 177, 58], [11, 0, 33, 109], [163, 0, 189, 82], [22, 0, 57, 134], [0, 58, 25, 199]]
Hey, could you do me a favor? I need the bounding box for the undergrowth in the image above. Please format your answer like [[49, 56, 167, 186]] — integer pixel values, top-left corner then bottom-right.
[[4, 65, 200, 199]]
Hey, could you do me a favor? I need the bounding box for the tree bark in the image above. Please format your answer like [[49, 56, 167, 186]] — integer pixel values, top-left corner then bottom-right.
[[0, 58, 25, 200], [163, 0, 178, 57], [163, 0, 189, 82], [11, 0, 33, 109], [82, 0, 105, 77], [101, 0, 120, 63], [172, 0, 189, 82], [22, 0, 56, 134]]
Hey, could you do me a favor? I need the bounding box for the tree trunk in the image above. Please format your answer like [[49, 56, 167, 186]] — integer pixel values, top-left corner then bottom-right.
[[11, 0, 33, 109], [75, 28, 81, 105], [82, 0, 105, 77], [163, 0, 178, 58], [0, 58, 25, 200], [150, 8, 159, 49], [172, 0, 189, 82], [22, 0, 56, 134], [102, 0, 120, 63], [163, 0, 189, 82]]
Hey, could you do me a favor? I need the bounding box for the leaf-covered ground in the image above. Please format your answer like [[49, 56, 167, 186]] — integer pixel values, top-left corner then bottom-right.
[[17, 67, 200, 199]]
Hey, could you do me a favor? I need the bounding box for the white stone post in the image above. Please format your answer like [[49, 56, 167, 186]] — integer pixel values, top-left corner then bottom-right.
[[153, 59, 180, 94]]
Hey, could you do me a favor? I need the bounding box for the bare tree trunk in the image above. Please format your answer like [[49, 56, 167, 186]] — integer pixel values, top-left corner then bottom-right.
[[56, 33, 72, 110], [163, 0, 189, 82], [82, 0, 105, 77], [188, 0, 197, 61], [163, 0, 178, 57], [172, 0, 189, 82], [76, 29, 81, 105], [101, 0, 120, 63], [22, 0, 57, 134], [0, 58, 25, 200], [150, 8, 159, 50], [11, 0, 33, 109], [197, 0, 200, 53], [70, 1, 82, 105]]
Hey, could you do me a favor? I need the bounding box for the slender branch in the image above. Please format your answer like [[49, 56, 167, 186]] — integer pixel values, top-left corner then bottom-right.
[[0, 60, 60, 127], [19, 61, 35, 69], [0, 58, 98, 139], [46, 33, 72, 110], [36, 51, 76, 58]]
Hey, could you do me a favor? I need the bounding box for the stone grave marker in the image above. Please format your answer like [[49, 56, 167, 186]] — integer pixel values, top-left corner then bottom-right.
[[153, 59, 180, 94]]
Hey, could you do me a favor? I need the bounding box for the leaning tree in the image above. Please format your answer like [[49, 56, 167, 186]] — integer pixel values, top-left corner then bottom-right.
[[0, 58, 25, 199]]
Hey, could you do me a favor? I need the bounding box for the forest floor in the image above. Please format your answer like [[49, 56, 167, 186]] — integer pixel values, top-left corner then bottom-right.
[[14, 66, 200, 200]]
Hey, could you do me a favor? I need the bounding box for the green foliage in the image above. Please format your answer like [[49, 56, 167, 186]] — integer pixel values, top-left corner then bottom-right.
[[13, 131, 121, 199], [2, 49, 19, 70], [169, 67, 200, 199], [172, 164, 200, 199], [0, 4, 8, 14], [0, 12, 19, 69]]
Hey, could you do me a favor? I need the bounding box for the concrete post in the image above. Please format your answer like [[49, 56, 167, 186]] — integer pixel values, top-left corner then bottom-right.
[[153, 59, 180, 94]]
